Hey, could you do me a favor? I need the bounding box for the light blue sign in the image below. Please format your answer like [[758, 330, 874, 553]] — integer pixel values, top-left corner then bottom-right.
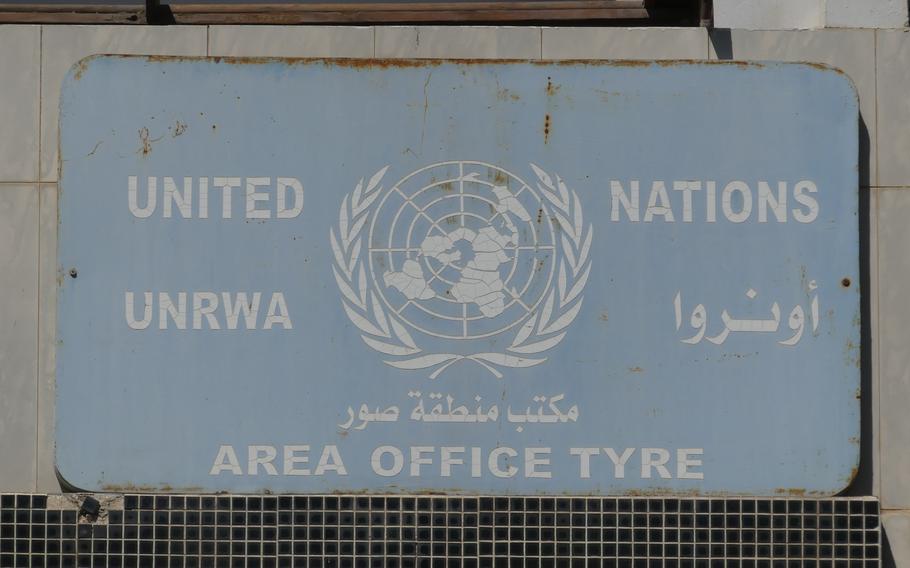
[[57, 57, 859, 495]]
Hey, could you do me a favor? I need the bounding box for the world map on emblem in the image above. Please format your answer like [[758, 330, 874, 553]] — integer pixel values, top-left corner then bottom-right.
[[331, 160, 592, 378], [369, 162, 558, 340]]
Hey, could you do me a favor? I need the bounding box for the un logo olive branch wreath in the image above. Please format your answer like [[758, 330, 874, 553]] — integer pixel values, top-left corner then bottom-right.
[[330, 163, 593, 379]]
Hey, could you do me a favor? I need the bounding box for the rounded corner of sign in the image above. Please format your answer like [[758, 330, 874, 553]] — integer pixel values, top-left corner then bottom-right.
[[833, 68, 861, 114], [61, 54, 129, 96], [795, 61, 860, 111], [53, 440, 105, 493], [830, 444, 864, 497], [831, 470, 862, 499], [63, 54, 103, 85], [52, 460, 95, 494]]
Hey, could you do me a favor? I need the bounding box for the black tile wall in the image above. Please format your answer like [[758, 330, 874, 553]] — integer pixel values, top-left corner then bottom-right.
[[0, 495, 880, 567]]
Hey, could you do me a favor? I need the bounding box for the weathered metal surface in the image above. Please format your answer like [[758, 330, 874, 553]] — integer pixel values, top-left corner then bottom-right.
[[57, 56, 859, 495], [0, 0, 649, 24], [0, 4, 144, 24]]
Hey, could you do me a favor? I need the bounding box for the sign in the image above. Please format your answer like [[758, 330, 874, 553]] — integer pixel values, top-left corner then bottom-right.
[[57, 56, 860, 495]]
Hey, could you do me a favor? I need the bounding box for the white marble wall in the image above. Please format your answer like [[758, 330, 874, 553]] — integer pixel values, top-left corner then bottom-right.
[[714, 0, 908, 29], [1, 23, 910, 561]]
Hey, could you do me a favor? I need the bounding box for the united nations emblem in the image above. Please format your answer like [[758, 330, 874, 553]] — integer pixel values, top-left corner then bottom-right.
[[330, 161, 592, 379]]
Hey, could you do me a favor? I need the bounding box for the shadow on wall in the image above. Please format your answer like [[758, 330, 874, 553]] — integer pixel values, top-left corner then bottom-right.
[[710, 26, 890, 564], [883, 529, 897, 567], [709, 29, 734, 60]]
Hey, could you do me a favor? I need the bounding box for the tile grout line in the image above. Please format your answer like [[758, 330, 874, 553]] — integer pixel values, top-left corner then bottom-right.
[[874, 187, 882, 507], [36, 25, 43, 186], [706, 26, 710, 60], [34, 185, 40, 493], [873, 29, 882, 504], [874, 29, 879, 189], [35, 24, 43, 493]]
